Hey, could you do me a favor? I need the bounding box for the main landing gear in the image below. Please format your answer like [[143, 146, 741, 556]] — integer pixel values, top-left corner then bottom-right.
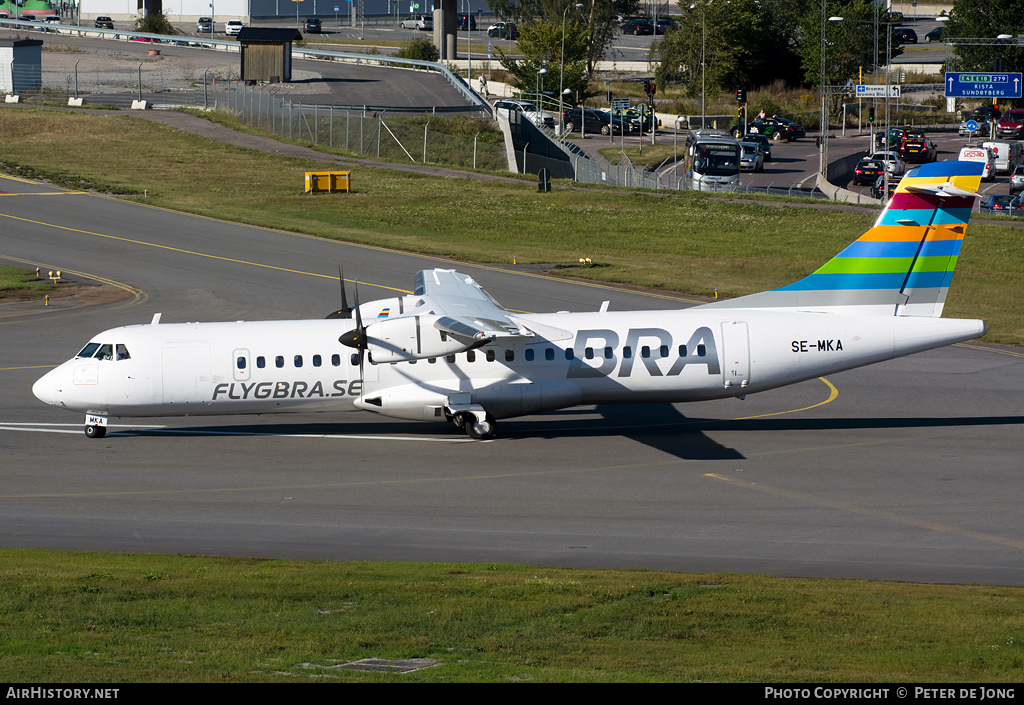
[[84, 424, 106, 439], [451, 410, 497, 440]]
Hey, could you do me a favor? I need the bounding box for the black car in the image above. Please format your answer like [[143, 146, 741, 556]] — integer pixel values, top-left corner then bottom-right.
[[736, 117, 793, 141], [457, 14, 477, 31], [620, 18, 653, 35], [654, 17, 678, 34], [853, 159, 884, 185], [740, 133, 772, 161], [979, 194, 1021, 214], [303, 17, 322, 33], [871, 174, 900, 201], [894, 28, 917, 45], [94, 16, 114, 29], [562, 108, 633, 136], [771, 115, 805, 139], [924, 27, 943, 42]]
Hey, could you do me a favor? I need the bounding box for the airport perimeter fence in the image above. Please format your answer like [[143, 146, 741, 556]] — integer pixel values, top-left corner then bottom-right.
[[221, 82, 508, 171]]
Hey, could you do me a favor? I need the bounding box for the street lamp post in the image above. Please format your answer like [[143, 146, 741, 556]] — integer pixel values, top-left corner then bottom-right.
[[690, 4, 706, 129], [558, 3, 584, 137]]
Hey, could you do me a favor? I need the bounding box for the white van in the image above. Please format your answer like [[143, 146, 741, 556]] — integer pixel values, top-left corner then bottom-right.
[[958, 145, 996, 181], [982, 140, 1022, 175]]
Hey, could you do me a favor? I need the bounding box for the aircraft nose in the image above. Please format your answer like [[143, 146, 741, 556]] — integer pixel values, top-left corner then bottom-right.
[[32, 370, 54, 405]]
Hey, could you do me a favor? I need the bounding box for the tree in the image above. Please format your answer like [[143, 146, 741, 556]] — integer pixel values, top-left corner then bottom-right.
[[654, 0, 761, 98], [497, 19, 589, 103], [796, 0, 901, 90], [944, 0, 1024, 88], [489, 0, 641, 79], [396, 38, 440, 63]]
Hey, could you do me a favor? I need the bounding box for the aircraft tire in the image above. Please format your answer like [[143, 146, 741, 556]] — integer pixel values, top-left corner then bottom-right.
[[85, 424, 106, 439], [465, 413, 497, 440]]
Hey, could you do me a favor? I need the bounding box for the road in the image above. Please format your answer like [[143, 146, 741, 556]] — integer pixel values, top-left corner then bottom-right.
[[1, 168, 1023, 585]]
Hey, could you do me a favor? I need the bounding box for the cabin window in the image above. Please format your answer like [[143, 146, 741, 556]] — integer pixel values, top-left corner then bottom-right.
[[565, 348, 574, 361], [641, 346, 651, 359], [505, 350, 515, 362], [585, 347, 594, 360], [484, 349, 493, 362], [545, 348, 554, 361], [76, 342, 100, 358], [236, 356, 246, 370], [257, 356, 266, 369], [313, 354, 322, 367], [275, 356, 284, 368], [447, 354, 456, 364], [94, 344, 113, 361], [332, 354, 340, 366], [604, 347, 613, 359], [697, 344, 706, 357], [678, 345, 687, 357], [351, 354, 359, 366], [660, 345, 669, 358], [429, 358, 437, 364], [466, 351, 476, 363], [294, 355, 303, 368], [623, 346, 632, 359], [525, 349, 535, 362], [116, 344, 131, 361]]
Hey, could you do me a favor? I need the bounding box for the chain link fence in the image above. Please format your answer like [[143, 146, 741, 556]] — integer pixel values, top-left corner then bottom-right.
[[222, 82, 507, 171]]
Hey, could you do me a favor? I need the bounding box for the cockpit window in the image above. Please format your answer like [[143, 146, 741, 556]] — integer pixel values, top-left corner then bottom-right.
[[116, 344, 131, 361], [77, 342, 100, 358], [93, 344, 113, 361]]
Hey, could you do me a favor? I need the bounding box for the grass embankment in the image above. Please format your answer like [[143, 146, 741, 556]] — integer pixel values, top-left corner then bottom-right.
[[0, 107, 1021, 344], [2, 548, 1023, 682], [0, 265, 53, 297]]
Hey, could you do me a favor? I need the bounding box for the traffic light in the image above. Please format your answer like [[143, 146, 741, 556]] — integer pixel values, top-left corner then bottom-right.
[[643, 79, 656, 98], [991, 104, 1001, 120], [735, 87, 746, 103], [868, 107, 875, 123]]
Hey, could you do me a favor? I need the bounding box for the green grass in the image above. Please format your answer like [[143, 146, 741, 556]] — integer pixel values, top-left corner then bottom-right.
[[0, 107, 1021, 345], [0, 265, 53, 293], [1, 548, 1023, 682]]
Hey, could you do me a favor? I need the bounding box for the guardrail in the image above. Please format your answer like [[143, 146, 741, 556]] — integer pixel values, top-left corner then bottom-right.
[[0, 19, 490, 114]]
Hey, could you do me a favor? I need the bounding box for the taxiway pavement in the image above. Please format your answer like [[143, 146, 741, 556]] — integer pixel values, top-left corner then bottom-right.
[[2, 173, 1023, 585]]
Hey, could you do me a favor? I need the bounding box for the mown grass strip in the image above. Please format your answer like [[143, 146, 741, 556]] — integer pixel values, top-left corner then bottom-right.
[[1, 548, 1022, 682], [0, 107, 1020, 345]]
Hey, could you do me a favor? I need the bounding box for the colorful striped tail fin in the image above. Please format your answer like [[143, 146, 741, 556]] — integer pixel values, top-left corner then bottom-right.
[[705, 161, 984, 316]]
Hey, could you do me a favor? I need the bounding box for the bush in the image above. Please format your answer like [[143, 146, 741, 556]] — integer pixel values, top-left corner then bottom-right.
[[135, 12, 176, 35], [396, 38, 440, 63]]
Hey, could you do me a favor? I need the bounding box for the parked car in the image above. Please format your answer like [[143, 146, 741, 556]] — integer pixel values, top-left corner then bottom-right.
[[853, 159, 885, 185], [739, 142, 764, 172], [94, 16, 114, 29], [486, 21, 518, 39], [996, 108, 1024, 139], [225, 19, 244, 36], [196, 17, 213, 33], [740, 133, 771, 161], [1011, 165, 1024, 196], [898, 130, 938, 163], [871, 174, 900, 201], [457, 13, 476, 31], [493, 100, 555, 129], [924, 27, 943, 42], [620, 18, 653, 35], [894, 28, 917, 45], [562, 108, 633, 135], [869, 150, 906, 176], [43, 15, 60, 24], [400, 15, 432, 31], [979, 194, 1021, 215], [303, 18, 321, 33], [654, 17, 678, 34], [886, 11, 904, 24]]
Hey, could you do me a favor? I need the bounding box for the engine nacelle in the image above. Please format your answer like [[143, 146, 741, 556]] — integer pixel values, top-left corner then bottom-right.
[[355, 383, 449, 421], [366, 315, 471, 363]]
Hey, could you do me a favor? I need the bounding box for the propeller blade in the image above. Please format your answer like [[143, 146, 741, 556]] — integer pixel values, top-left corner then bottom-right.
[[325, 264, 353, 319]]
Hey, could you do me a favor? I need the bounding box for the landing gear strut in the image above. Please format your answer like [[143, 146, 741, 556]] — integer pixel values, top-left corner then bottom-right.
[[452, 411, 496, 440]]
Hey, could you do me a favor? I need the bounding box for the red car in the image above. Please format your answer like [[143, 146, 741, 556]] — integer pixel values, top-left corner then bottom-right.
[[997, 108, 1024, 140]]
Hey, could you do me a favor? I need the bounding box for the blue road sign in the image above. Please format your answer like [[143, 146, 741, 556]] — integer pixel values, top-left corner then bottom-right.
[[965, 120, 979, 131], [945, 72, 1023, 98]]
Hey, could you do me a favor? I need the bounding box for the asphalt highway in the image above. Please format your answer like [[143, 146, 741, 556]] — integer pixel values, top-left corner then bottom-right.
[[2, 172, 1023, 585]]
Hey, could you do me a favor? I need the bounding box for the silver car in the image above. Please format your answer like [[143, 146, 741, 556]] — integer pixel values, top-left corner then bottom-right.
[[1010, 165, 1024, 196], [739, 142, 764, 172]]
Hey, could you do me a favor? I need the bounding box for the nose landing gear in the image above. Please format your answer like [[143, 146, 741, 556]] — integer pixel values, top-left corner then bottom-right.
[[449, 408, 497, 440]]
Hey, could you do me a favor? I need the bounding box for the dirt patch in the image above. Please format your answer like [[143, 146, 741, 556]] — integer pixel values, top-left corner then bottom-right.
[[0, 283, 132, 318]]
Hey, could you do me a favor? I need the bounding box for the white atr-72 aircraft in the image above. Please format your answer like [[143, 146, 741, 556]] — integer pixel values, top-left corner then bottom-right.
[[34, 161, 986, 440]]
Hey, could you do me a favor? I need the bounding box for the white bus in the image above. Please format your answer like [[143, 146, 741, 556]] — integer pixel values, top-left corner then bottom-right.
[[684, 129, 741, 190]]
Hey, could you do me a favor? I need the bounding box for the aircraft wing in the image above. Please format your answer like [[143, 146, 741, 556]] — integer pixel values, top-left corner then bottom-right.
[[414, 269, 533, 343]]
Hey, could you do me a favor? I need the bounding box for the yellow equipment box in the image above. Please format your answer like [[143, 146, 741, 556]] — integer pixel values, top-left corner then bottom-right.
[[305, 171, 351, 194]]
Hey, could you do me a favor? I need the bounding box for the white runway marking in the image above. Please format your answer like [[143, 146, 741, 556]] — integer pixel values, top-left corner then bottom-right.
[[0, 423, 482, 442]]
